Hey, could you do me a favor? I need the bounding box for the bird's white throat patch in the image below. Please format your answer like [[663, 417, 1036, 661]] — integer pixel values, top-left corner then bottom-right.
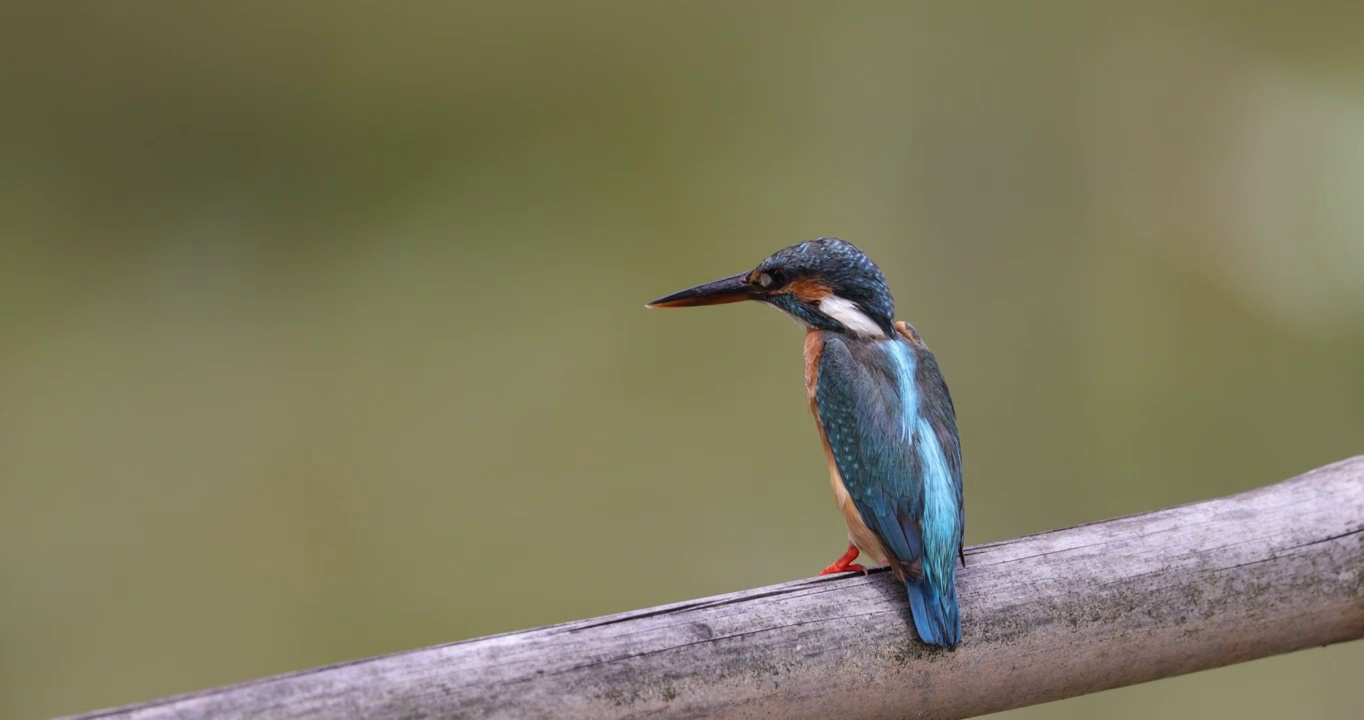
[[818, 295, 887, 337]]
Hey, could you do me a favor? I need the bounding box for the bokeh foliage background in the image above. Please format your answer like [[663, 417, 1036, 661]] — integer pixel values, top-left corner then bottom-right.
[[3, 2, 1363, 718]]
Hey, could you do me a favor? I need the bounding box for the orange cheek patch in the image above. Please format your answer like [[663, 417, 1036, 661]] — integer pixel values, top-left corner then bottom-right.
[[786, 277, 833, 303]]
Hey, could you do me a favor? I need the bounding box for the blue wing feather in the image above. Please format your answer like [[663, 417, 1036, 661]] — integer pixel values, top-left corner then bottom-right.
[[816, 330, 963, 647]]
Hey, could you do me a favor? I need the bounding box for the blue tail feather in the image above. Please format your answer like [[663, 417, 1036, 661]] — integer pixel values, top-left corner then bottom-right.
[[906, 578, 960, 648]]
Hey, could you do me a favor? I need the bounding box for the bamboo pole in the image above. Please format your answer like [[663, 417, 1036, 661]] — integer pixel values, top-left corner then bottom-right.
[[64, 456, 1364, 720]]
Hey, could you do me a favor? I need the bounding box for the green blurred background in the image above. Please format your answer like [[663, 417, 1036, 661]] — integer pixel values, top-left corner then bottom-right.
[[2, 2, 1362, 718]]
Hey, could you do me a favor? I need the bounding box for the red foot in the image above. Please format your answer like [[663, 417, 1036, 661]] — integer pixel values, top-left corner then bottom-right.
[[818, 544, 868, 575]]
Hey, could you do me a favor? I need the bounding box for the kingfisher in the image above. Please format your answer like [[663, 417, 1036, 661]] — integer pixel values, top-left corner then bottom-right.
[[647, 238, 964, 648]]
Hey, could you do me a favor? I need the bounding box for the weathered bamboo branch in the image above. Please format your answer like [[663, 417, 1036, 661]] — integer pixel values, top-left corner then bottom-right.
[[65, 457, 1364, 720]]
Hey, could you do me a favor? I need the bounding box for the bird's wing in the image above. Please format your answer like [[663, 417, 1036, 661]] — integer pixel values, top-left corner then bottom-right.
[[895, 321, 965, 567], [815, 331, 963, 580]]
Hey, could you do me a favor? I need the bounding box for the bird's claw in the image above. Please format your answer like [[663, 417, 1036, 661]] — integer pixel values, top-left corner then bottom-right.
[[818, 562, 868, 576], [818, 544, 866, 575]]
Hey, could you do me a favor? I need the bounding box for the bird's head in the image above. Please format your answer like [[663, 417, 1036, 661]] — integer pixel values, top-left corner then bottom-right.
[[647, 237, 894, 338]]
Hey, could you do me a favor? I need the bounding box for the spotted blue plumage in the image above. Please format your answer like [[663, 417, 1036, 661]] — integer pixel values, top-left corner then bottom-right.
[[756, 239, 896, 335], [816, 328, 964, 647]]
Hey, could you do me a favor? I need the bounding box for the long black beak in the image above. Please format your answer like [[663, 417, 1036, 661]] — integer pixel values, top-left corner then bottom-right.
[[646, 272, 757, 308]]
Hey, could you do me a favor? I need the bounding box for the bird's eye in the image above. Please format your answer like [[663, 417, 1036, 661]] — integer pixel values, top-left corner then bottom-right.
[[756, 273, 774, 289]]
